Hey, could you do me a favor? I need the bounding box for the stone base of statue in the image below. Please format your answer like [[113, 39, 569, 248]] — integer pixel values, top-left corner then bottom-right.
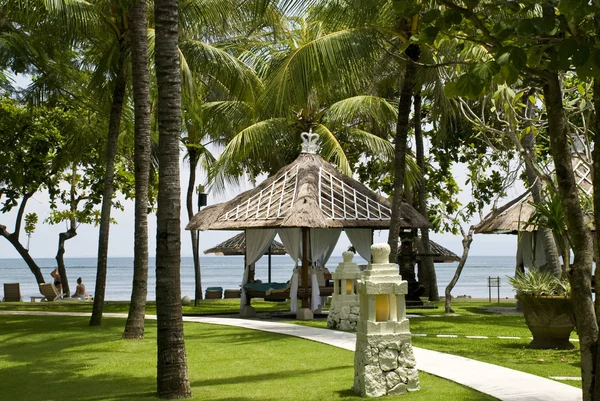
[[239, 305, 256, 318], [296, 308, 313, 320], [327, 304, 360, 331], [353, 333, 419, 397]]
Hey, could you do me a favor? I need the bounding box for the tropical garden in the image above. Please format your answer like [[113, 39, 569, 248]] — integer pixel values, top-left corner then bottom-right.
[[1, 0, 600, 399]]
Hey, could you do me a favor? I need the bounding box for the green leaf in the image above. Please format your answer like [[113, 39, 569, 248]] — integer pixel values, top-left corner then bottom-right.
[[558, 38, 578, 69], [420, 26, 439, 45], [471, 61, 501, 82], [530, 17, 559, 36], [444, 81, 458, 98], [456, 74, 484, 98], [496, 47, 527, 71], [421, 9, 441, 24]]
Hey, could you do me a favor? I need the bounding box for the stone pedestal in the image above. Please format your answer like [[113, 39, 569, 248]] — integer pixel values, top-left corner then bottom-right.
[[353, 243, 419, 397], [240, 305, 256, 318], [296, 308, 314, 320], [327, 251, 361, 331]]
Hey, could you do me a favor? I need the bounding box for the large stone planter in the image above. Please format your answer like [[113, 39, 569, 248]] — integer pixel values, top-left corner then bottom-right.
[[517, 295, 575, 350]]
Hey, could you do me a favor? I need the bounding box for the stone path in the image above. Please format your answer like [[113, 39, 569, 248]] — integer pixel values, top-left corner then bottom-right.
[[0, 311, 582, 401]]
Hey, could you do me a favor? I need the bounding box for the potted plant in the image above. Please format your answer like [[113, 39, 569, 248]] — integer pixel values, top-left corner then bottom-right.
[[508, 270, 575, 350]]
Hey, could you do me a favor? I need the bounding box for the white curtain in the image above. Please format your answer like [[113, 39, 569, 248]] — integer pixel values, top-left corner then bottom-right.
[[310, 228, 341, 310], [346, 228, 373, 262], [516, 231, 547, 270], [278, 228, 302, 312], [241, 228, 276, 307]]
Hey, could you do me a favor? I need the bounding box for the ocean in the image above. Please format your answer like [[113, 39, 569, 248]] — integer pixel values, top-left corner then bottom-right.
[[0, 255, 517, 301]]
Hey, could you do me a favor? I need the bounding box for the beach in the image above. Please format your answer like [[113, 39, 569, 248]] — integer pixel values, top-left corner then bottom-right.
[[0, 255, 517, 301]]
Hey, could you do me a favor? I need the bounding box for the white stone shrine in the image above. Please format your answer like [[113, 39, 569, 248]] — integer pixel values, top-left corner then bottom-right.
[[353, 243, 419, 397], [327, 251, 361, 331]]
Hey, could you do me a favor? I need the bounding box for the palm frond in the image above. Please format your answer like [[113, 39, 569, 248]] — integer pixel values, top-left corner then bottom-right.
[[314, 123, 351, 175]]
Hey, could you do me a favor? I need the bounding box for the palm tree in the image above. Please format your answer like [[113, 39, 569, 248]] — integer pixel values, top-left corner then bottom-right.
[[123, 0, 152, 340], [213, 17, 396, 185], [154, 0, 191, 396]]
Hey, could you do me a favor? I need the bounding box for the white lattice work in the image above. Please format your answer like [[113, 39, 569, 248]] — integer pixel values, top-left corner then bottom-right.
[[319, 168, 391, 220], [573, 159, 592, 195], [219, 165, 299, 221]]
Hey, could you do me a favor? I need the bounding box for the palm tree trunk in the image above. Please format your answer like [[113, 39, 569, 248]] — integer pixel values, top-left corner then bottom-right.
[[90, 60, 127, 327], [444, 227, 473, 313], [155, 0, 191, 397], [521, 97, 562, 277], [414, 92, 438, 301], [544, 73, 597, 400], [388, 44, 420, 261], [55, 228, 76, 295], [0, 192, 45, 284], [123, 0, 151, 340], [185, 148, 202, 301]]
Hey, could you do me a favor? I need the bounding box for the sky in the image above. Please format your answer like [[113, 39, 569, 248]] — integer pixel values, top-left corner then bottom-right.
[[0, 151, 525, 261]]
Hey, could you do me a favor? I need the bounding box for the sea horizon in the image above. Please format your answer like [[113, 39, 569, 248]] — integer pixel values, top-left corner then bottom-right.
[[1, 255, 518, 301]]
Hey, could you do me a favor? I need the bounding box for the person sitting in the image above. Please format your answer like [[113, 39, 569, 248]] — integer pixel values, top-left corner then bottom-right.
[[50, 268, 62, 294], [71, 277, 87, 300]]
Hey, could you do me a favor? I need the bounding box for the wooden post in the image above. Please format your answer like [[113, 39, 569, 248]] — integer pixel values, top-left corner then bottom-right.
[[301, 227, 309, 309], [268, 245, 272, 283]]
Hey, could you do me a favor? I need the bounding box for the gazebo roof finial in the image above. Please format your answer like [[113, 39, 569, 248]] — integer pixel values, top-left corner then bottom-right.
[[301, 128, 320, 154]]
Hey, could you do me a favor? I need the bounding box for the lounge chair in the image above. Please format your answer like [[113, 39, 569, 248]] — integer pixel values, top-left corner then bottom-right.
[[39, 283, 63, 301], [2, 283, 22, 302]]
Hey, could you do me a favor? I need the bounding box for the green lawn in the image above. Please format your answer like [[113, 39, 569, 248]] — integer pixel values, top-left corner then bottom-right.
[[289, 301, 582, 388], [0, 315, 497, 401]]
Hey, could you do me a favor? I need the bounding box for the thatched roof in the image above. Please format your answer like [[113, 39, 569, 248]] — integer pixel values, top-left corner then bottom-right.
[[414, 238, 460, 263], [474, 191, 534, 234], [187, 153, 428, 231], [475, 157, 594, 234], [204, 232, 287, 255]]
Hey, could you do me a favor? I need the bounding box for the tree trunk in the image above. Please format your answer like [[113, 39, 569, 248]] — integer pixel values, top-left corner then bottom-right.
[[55, 228, 77, 295], [155, 0, 191, 397], [521, 97, 562, 277], [123, 0, 151, 340], [186, 148, 202, 301], [0, 227, 45, 284], [544, 73, 597, 401], [0, 193, 45, 284], [590, 76, 600, 399], [90, 60, 127, 327], [414, 92, 438, 301], [388, 44, 420, 261], [444, 227, 474, 313]]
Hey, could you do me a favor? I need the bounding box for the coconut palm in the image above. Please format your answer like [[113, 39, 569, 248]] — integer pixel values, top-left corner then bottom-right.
[[212, 17, 398, 188], [123, 0, 152, 340], [154, 0, 191, 396]]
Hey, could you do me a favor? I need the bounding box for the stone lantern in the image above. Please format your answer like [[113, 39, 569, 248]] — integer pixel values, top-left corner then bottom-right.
[[353, 243, 419, 397], [327, 250, 361, 331]]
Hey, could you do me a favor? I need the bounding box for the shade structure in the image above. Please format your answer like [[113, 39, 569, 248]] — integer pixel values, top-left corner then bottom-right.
[[475, 157, 593, 235], [186, 153, 428, 231], [413, 238, 460, 263], [204, 232, 287, 256], [187, 151, 428, 319]]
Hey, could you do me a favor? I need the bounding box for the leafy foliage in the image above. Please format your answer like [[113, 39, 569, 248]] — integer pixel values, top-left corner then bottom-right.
[[508, 270, 571, 297]]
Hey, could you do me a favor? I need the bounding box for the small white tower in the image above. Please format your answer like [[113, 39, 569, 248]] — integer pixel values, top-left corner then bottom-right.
[[353, 243, 419, 397], [327, 251, 361, 330]]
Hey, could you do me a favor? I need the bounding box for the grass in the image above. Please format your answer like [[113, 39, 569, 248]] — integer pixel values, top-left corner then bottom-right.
[[287, 300, 582, 388], [0, 298, 293, 315], [0, 299, 583, 389], [0, 314, 497, 401]]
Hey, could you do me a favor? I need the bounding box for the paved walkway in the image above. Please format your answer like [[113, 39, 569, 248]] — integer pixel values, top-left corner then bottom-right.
[[0, 311, 582, 401]]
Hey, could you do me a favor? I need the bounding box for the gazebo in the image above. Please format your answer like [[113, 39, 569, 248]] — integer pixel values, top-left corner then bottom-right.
[[186, 132, 428, 319], [204, 232, 286, 283], [475, 156, 593, 270], [413, 237, 460, 263]]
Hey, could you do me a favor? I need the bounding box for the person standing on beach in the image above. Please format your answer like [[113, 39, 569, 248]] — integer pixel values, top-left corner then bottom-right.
[[50, 268, 62, 294]]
